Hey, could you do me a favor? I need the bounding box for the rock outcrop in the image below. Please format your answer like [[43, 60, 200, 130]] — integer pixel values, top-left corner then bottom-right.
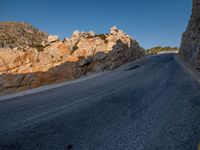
[[47, 35, 59, 43], [180, 0, 200, 70], [0, 23, 145, 95]]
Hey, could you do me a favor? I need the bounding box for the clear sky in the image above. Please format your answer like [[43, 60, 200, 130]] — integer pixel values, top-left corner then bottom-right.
[[0, 0, 192, 49]]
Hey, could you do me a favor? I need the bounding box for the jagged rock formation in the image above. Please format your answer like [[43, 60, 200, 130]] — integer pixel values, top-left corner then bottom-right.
[[0, 23, 145, 95], [180, 0, 200, 69]]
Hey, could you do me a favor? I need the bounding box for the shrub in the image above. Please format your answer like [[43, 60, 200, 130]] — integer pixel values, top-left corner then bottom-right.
[[95, 34, 107, 40], [32, 44, 45, 52], [146, 46, 179, 55], [72, 45, 79, 51]]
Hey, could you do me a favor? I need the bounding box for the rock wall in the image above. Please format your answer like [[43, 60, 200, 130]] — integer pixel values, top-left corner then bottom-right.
[[0, 24, 145, 95], [180, 0, 200, 69]]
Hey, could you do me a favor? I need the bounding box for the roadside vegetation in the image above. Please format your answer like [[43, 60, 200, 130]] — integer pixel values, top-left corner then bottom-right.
[[146, 46, 179, 55]]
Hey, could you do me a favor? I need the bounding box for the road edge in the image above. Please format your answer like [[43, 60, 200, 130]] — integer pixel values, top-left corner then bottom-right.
[[0, 72, 106, 101], [175, 55, 200, 84]]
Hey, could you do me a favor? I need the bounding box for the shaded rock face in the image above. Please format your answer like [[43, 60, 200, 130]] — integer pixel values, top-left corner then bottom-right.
[[180, 0, 200, 70], [0, 23, 145, 95]]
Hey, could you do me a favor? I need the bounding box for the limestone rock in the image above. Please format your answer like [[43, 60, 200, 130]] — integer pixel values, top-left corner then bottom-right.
[[88, 31, 95, 37], [2, 74, 25, 88], [0, 23, 145, 95], [180, 0, 200, 70], [47, 35, 59, 43], [110, 26, 118, 34], [72, 30, 81, 39]]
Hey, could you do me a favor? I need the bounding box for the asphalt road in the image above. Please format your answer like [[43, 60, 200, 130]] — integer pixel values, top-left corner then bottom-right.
[[0, 53, 200, 150]]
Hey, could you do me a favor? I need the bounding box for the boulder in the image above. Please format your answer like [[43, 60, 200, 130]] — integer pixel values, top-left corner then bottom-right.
[[72, 30, 81, 39], [1, 74, 25, 88], [47, 35, 59, 43]]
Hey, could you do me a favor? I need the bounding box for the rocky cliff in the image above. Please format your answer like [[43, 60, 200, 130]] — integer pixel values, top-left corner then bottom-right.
[[180, 0, 200, 70], [0, 23, 145, 95]]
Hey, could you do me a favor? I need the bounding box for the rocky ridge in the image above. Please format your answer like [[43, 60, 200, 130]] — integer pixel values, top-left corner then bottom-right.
[[180, 0, 200, 70], [0, 23, 145, 95]]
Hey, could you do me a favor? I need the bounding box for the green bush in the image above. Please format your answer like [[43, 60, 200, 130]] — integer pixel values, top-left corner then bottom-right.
[[95, 34, 107, 40], [72, 45, 79, 51], [32, 44, 45, 52]]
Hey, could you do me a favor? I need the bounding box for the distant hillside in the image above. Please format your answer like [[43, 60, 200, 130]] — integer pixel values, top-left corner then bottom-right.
[[0, 22, 48, 48], [146, 46, 179, 55]]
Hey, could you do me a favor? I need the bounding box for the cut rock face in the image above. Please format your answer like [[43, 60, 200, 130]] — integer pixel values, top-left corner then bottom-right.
[[0, 24, 145, 95], [180, 0, 200, 70]]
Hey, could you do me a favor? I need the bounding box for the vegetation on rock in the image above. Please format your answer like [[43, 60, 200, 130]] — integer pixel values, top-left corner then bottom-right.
[[32, 44, 45, 52], [0, 22, 48, 48], [146, 46, 179, 55]]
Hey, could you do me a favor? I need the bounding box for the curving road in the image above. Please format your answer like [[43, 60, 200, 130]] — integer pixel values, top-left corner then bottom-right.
[[0, 53, 200, 150]]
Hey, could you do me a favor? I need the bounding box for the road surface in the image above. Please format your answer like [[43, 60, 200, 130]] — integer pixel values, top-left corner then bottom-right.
[[0, 53, 200, 150]]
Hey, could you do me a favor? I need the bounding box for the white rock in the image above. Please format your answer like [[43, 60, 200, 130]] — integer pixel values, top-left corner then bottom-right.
[[110, 26, 118, 34], [88, 31, 95, 36], [72, 30, 81, 37], [47, 35, 59, 43]]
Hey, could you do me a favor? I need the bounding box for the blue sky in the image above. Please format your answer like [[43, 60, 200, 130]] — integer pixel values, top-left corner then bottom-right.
[[0, 0, 192, 48]]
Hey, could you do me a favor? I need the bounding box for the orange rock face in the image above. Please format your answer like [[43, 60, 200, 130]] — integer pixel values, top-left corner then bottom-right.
[[0, 25, 145, 95]]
